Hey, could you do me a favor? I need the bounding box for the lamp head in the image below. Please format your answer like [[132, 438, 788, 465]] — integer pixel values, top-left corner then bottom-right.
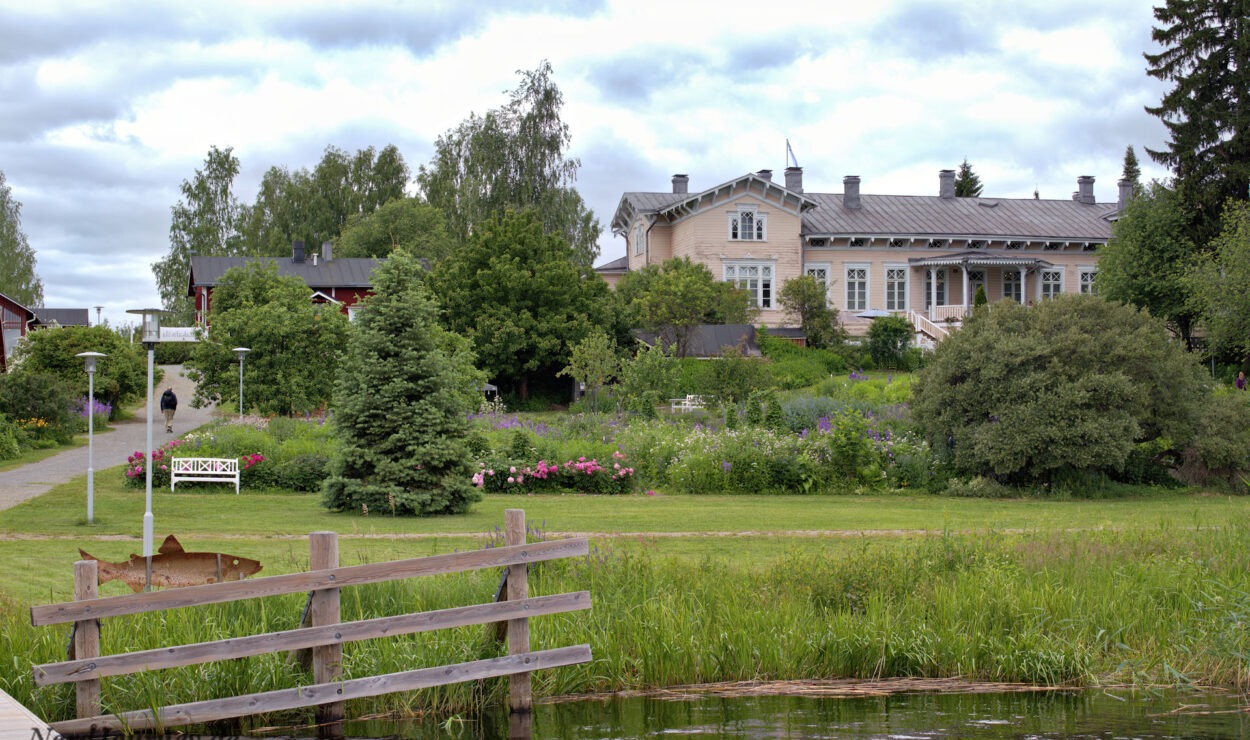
[[233, 347, 250, 361], [75, 351, 107, 374], [126, 308, 167, 346]]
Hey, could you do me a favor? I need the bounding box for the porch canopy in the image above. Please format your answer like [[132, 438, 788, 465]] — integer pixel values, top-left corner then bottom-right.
[[908, 251, 1053, 317]]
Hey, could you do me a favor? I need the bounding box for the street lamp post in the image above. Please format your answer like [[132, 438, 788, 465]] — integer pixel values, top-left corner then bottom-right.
[[126, 308, 165, 589], [75, 351, 107, 524], [233, 347, 250, 421]]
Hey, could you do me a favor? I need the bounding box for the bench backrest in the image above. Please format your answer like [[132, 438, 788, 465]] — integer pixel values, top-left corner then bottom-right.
[[172, 458, 239, 473]]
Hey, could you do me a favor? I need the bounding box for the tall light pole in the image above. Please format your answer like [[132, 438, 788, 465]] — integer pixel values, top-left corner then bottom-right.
[[233, 347, 250, 421], [75, 351, 107, 524], [126, 308, 165, 589]]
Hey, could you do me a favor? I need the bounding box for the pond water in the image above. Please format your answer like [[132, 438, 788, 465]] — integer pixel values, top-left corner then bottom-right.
[[341, 689, 1250, 738]]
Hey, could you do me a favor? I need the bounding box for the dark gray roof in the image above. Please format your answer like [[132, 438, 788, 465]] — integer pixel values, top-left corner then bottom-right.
[[613, 184, 1116, 242], [802, 194, 1115, 241], [594, 255, 629, 272], [32, 308, 89, 326], [635, 324, 761, 358], [188, 256, 382, 294]]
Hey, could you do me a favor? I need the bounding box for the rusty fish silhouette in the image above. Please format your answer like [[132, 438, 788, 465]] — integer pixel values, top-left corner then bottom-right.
[[78, 535, 263, 591]]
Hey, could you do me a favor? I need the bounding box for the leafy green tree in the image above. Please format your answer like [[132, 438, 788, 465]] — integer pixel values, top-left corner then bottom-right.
[[418, 61, 601, 266], [322, 250, 482, 517], [155, 146, 248, 323], [1121, 145, 1143, 191], [615, 342, 679, 415], [866, 315, 913, 369], [0, 170, 43, 307], [432, 210, 610, 400], [617, 257, 756, 357], [9, 326, 146, 417], [779, 274, 844, 348], [954, 158, 983, 197], [335, 198, 456, 262], [1145, 0, 1250, 245], [913, 295, 1206, 485], [1186, 201, 1250, 359], [240, 145, 411, 258], [1096, 181, 1198, 345], [707, 343, 770, 408], [185, 262, 349, 415], [558, 328, 619, 412]]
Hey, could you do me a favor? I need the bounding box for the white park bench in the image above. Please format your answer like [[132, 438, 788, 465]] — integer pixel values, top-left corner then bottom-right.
[[170, 457, 241, 494], [670, 394, 706, 413]]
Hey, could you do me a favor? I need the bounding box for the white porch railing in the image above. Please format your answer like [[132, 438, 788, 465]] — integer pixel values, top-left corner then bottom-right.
[[929, 305, 968, 322], [907, 310, 949, 342]]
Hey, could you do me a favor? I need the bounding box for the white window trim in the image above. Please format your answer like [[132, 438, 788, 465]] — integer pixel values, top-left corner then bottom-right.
[[884, 263, 909, 312], [925, 268, 948, 309], [1040, 268, 1064, 300], [1078, 266, 1098, 294], [845, 263, 869, 312], [804, 262, 831, 304], [728, 206, 767, 242], [724, 259, 776, 310], [633, 222, 645, 256], [1002, 271, 1023, 303]]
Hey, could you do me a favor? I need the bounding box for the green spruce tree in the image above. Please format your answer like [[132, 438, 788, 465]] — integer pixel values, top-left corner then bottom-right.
[[322, 250, 484, 516], [954, 158, 983, 197], [1121, 145, 1143, 191]]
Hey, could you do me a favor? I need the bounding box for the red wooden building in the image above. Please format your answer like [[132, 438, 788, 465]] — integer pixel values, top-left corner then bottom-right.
[[0, 291, 36, 373], [188, 242, 380, 328]]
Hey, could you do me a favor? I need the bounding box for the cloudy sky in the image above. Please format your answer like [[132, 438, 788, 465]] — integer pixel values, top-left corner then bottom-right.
[[2, 0, 1171, 329]]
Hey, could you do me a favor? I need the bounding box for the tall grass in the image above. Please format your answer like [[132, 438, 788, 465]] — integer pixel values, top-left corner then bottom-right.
[[5, 520, 1250, 732]]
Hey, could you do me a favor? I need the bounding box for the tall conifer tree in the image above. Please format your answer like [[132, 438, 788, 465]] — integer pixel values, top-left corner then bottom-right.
[[1144, 0, 1250, 243], [954, 158, 983, 197]]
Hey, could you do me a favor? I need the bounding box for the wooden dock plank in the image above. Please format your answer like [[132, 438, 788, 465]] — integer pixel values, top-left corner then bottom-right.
[[0, 689, 58, 740]]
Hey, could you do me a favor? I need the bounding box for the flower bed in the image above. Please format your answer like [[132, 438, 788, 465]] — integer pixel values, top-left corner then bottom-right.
[[473, 451, 635, 495]]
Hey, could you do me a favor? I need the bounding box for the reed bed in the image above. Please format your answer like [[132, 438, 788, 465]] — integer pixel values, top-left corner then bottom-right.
[[2, 520, 1249, 731]]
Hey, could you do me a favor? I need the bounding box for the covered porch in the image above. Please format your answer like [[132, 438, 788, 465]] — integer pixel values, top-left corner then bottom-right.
[[908, 252, 1054, 323]]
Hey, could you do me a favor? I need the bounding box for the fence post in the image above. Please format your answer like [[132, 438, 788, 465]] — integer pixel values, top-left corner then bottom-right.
[[505, 509, 531, 714], [310, 531, 343, 739], [73, 560, 100, 720]]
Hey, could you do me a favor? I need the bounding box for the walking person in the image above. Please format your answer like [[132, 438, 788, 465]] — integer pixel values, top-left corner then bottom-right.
[[160, 387, 178, 433], [1237, 371, 1247, 391]]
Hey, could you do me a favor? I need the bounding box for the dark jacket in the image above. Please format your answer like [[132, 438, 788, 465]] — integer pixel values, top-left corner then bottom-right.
[[160, 389, 178, 411]]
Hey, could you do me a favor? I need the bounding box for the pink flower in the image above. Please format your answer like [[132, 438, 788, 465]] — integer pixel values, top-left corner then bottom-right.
[[646, 490, 656, 496], [507, 476, 515, 484], [510, 466, 517, 474]]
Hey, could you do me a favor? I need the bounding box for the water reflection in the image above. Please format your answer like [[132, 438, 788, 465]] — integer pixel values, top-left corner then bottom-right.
[[342, 689, 1250, 739]]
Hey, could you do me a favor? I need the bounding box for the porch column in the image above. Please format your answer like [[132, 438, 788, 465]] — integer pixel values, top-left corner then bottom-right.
[[928, 267, 936, 320], [1018, 266, 1026, 304], [961, 265, 970, 315]]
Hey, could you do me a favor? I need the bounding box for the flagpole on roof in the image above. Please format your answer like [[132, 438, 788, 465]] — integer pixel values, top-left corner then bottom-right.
[[786, 139, 799, 168]]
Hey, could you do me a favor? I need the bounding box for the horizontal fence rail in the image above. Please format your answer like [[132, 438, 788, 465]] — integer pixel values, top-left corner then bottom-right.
[[32, 537, 587, 626], [30, 510, 591, 738]]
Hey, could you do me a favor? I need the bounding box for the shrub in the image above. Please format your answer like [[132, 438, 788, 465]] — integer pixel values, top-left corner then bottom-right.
[[0, 372, 77, 445], [0, 416, 18, 460], [472, 453, 635, 495], [866, 316, 913, 370], [1178, 391, 1250, 488]]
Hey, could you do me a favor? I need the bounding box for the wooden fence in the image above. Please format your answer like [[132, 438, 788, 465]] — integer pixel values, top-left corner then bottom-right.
[[30, 509, 591, 737]]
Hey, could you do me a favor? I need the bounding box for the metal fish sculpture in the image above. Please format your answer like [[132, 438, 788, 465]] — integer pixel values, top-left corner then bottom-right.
[[78, 535, 263, 592]]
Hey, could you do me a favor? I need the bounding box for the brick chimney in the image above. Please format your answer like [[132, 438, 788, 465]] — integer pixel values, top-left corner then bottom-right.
[[757, 169, 773, 182], [843, 176, 861, 210], [292, 240, 305, 263], [672, 174, 689, 194], [939, 169, 956, 199], [784, 166, 803, 193], [1074, 175, 1096, 205], [1117, 179, 1134, 212]]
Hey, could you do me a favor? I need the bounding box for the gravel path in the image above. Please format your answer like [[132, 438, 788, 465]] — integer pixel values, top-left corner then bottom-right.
[[0, 365, 217, 512]]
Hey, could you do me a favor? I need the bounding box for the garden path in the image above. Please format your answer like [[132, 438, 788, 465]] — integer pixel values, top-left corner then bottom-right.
[[0, 365, 217, 513]]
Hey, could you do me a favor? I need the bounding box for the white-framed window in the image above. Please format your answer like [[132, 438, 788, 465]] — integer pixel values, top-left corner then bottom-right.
[[804, 263, 830, 302], [728, 208, 766, 241], [845, 265, 868, 312], [1003, 271, 1022, 303], [968, 269, 986, 302], [347, 306, 361, 322], [1079, 267, 1098, 294], [885, 266, 908, 311], [1041, 269, 1063, 300], [725, 260, 774, 309], [925, 269, 947, 309], [633, 222, 645, 256]]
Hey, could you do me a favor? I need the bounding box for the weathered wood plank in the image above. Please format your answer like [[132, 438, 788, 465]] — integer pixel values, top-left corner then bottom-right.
[[32, 538, 588, 626], [506, 509, 531, 713], [35, 592, 590, 685], [309, 532, 343, 738], [50, 645, 593, 736], [72, 560, 99, 720]]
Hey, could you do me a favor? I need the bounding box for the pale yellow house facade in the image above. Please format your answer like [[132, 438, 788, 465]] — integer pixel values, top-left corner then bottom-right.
[[603, 168, 1124, 340]]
